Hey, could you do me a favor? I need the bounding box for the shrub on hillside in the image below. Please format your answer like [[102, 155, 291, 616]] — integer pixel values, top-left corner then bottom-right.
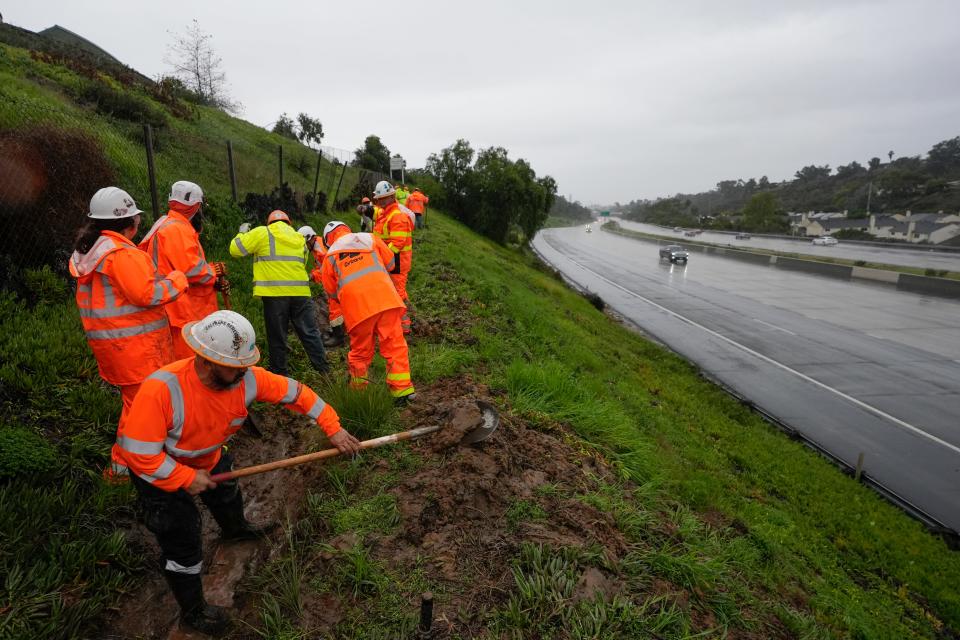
[[0, 126, 115, 290], [77, 81, 168, 129], [241, 183, 306, 222]]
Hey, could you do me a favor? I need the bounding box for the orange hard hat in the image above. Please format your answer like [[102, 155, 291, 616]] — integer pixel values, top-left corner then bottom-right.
[[361, 197, 371, 204], [267, 210, 290, 223]]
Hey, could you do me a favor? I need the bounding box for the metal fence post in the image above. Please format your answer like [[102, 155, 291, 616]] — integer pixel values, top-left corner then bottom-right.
[[226, 140, 238, 202], [278, 144, 284, 188], [332, 162, 347, 209], [312, 151, 322, 212], [142, 124, 160, 219]]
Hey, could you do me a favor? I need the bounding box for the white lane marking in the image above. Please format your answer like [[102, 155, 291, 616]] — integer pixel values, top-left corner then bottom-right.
[[752, 318, 797, 335], [545, 240, 960, 457]]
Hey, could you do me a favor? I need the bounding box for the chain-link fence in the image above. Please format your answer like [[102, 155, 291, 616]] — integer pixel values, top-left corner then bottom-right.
[[0, 87, 393, 291]]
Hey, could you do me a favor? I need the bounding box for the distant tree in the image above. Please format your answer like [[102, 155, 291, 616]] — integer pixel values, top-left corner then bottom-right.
[[868, 157, 882, 171], [272, 113, 297, 140], [758, 175, 770, 188], [927, 137, 960, 175], [426, 138, 475, 211], [741, 192, 786, 232], [296, 113, 324, 148], [164, 20, 241, 113], [836, 161, 865, 178], [794, 165, 831, 181], [888, 150, 895, 162], [352, 135, 391, 173]]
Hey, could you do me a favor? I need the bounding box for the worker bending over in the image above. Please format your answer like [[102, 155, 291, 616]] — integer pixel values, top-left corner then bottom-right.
[[320, 221, 416, 403], [299, 225, 345, 348], [113, 310, 360, 635], [371, 180, 415, 334], [140, 181, 224, 358], [70, 187, 186, 425], [230, 210, 329, 376]]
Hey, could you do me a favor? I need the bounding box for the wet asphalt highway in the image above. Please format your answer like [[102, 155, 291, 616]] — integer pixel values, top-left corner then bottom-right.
[[619, 220, 960, 272], [533, 225, 960, 532]]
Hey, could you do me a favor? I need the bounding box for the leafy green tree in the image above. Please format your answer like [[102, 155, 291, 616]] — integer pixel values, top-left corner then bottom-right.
[[353, 135, 391, 173], [742, 192, 786, 232], [927, 137, 960, 176], [795, 165, 831, 181], [868, 157, 882, 171], [426, 139, 475, 213], [272, 113, 297, 139], [296, 113, 323, 148]]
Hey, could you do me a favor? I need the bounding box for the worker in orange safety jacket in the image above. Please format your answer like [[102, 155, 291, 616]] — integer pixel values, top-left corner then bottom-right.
[[405, 187, 429, 230], [320, 221, 415, 403], [113, 309, 360, 635], [69, 187, 187, 423], [139, 181, 223, 359], [371, 180, 415, 334], [298, 225, 345, 348]]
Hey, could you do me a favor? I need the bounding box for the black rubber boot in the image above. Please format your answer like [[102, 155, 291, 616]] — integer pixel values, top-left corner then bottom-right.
[[220, 519, 279, 542], [165, 571, 231, 636], [322, 324, 346, 348]]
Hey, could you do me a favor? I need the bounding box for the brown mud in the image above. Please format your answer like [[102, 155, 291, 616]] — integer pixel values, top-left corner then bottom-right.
[[101, 377, 794, 639]]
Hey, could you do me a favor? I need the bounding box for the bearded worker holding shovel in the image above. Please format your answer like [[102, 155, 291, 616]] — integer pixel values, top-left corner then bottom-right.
[[112, 309, 360, 635]]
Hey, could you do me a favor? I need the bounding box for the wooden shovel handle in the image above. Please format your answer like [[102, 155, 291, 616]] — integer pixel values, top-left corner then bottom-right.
[[209, 424, 440, 482]]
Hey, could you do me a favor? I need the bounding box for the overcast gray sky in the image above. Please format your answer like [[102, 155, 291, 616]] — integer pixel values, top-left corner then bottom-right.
[[5, 0, 959, 205]]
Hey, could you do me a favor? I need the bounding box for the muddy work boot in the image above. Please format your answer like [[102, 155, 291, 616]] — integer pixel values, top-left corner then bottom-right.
[[166, 571, 231, 636], [394, 392, 417, 407], [220, 519, 279, 542], [322, 324, 346, 348], [182, 603, 232, 636]]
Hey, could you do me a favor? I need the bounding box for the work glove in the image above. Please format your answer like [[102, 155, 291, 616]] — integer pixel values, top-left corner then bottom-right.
[[211, 261, 227, 277], [238, 222, 251, 233], [310, 267, 322, 284], [215, 276, 231, 294]]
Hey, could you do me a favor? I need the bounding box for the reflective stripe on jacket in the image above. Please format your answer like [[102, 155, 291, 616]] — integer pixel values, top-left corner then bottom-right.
[[373, 202, 414, 254], [69, 231, 187, 386], [111, 360, 341, 490], [320, 232, 404, 331], [139, 208, 218, 327], [230, 221, 311, 297]]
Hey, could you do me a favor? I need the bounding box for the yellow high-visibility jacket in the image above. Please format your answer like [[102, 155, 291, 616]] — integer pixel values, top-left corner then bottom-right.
[[230, 221, 311, 297]]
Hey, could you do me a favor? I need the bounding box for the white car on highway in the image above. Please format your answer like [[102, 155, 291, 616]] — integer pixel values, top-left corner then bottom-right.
[[811, 236, 839, 246]]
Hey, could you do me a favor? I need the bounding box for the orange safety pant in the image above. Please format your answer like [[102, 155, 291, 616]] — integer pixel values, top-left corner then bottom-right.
[[170, 325, 195, 359], [347, 307, 414, 398], [389, 273, 412, 334]]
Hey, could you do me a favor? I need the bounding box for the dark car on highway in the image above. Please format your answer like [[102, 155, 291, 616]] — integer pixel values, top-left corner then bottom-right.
[[659, 244, 689, 263]]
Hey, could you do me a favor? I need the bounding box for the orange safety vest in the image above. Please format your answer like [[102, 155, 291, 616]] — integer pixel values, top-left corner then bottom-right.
[[69, 231, 187, 386], [406, 192, 429, 214], [320, 232, 404, 330], [111, 359, 342, 490], [374, 202, 414, 254], [139, 207, 218, 327]]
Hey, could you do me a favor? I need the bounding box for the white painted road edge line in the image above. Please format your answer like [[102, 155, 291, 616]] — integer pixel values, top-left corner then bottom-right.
[[752, 318, 797, 335], [541, 233, 960, 457]]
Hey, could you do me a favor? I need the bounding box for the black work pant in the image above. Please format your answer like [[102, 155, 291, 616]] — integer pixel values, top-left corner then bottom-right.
[[262, 295, 328, 376], [131, 452, 245, 580]]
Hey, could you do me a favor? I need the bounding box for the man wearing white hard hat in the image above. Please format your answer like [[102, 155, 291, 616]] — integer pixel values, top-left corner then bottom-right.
[[140, 180, 225, 359], [230, 210, 330, 376], [115, 309, 360, 635]]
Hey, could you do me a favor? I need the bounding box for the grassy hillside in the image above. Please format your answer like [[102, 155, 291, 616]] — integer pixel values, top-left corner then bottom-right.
[[1, 36, 959, 640]]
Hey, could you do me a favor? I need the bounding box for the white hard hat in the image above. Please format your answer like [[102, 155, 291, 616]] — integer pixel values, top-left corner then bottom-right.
[[168, 180, 204, 206], [322, 220, 350, 248], [372, 180, 395, 200], [297, 225, 317, 238], [88, 187, 143, 219], [183, 310, 261, 368], [267, 210, 290, 223]]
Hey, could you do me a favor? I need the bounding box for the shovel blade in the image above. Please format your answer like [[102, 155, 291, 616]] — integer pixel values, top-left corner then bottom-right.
[[460, 400, 500, 444]]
